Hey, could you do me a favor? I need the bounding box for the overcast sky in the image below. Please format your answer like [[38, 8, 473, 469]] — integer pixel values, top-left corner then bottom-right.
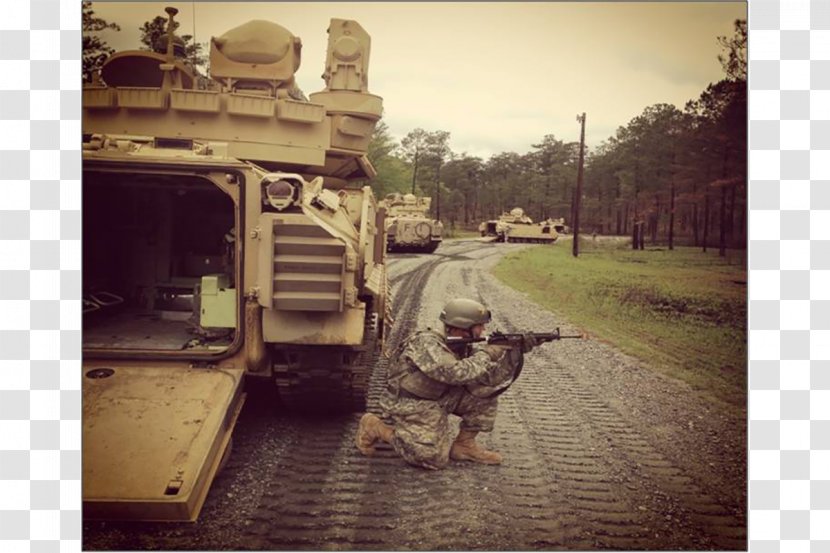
[[90, 2, 746, 159]]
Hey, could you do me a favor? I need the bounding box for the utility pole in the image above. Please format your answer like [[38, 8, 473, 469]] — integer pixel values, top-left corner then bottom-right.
[[435, 162, 441, 220], [573, 113, 586, 257], [411, 150, 419, 194]]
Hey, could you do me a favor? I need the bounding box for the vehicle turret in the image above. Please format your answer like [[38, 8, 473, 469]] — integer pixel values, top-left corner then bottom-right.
[[84, 9, 382, 183]]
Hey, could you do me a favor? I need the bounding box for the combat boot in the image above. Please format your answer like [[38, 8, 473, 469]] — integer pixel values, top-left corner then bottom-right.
[[450, 430, 503, 464], [355, 413, 393, 456]]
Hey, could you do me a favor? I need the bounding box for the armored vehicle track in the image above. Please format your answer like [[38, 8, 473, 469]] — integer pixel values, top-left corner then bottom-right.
[[83, 239, 746, 550], [272, 312, 380, 413]]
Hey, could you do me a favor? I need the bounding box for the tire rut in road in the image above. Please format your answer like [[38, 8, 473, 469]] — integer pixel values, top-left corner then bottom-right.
[[386, 240, 490, 290], [381, 243, 584, 548], [507, 372, 691, 550], [365, 242, 573, 549], [543, 366, 746, 550], [242, 249, 452, 549], [476, 268, 746, 550], [366, 250, 446, 412], [245, 416, 397, 550]]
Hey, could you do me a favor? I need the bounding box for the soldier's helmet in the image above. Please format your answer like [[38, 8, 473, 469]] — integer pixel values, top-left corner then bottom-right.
[[439, 298, 492, 329]]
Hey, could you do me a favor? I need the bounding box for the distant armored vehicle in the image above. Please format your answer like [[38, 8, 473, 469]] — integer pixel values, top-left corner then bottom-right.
[[541, 217, 568, 234], [479, 208, 559, 243], [82, 8, 386, 521], [380, 193, 443, 252]]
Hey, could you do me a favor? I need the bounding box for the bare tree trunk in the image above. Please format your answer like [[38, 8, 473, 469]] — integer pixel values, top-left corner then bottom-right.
[[719, 185, 727, 257], [632, 187, 639, 245], [692, 202, 699, 246], [463, 192, 469, 226], [623, 203, 629, 235], [615, 179, 622, 235], [651, 194, 660, 244], [606, 203, 612, 235], [632, 220, 639, 250], [702, 193, 710, 253], [738, 201, 746, 246], [669, 178, 676, 250], [632, 152, 641, 244], [728, 181, 737, 247], [718, 147, 729, 257]]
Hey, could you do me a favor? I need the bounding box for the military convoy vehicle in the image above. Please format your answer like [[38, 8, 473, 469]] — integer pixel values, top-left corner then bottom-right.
[[380, 192, 443, 252], [479, 208, 560, 243], [541, 217, 568, 234], [82, 8, 387, 521]]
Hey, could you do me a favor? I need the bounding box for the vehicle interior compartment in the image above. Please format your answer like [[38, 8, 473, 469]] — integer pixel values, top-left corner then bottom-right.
[[83, 171, 237, 352]]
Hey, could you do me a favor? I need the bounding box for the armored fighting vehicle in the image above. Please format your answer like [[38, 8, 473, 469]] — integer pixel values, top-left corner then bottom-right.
[[82, 8, 387, 521], [380, 192, 443, 252], [479, 208, 559, 243], [541, 217, 568, 234]]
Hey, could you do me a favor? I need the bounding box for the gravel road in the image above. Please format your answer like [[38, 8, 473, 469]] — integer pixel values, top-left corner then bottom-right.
[[83, 239, 746, 550]]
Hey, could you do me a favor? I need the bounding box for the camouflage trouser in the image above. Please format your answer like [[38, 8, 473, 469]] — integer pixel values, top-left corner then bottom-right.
[[381, 387, 498, 470]]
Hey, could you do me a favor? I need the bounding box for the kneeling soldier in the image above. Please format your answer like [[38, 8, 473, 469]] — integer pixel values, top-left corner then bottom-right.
[[355, 298, 538, 469]]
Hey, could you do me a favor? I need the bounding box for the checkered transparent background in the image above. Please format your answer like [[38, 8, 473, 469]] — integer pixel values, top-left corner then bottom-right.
[[748, 0, 830, 550], [0, 0, 827, 550], [1, 0, 82, 551]]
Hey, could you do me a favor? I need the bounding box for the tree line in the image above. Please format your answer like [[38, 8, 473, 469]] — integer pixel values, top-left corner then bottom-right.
[[366, 20, 747, 254]]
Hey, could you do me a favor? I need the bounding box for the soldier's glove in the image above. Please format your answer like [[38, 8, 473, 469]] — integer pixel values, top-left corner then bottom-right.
[[520, 334, 542, 353], [482, 344, 512, 361]]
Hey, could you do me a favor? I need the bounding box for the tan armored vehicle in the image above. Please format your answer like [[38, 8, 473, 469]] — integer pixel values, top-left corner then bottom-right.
[[541, 217, 568, 234], [380, 192, 443, 252], [82, 8, 386, 521], [479, 208, 559, 243]]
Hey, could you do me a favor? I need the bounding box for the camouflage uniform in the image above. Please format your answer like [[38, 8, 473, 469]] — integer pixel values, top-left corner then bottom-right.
[[380, 329, 518, 470]]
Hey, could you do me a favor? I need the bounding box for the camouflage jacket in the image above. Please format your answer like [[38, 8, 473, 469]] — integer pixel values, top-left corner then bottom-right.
[[388, 330, 515, 400]]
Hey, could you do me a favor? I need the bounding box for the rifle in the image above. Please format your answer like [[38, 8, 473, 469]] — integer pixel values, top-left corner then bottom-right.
[[446, 327, 584, 347], [446, 327, 584, 398]]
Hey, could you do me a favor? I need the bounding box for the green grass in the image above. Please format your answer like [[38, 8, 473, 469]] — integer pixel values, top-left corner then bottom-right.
[[492, 240, 747, 410]]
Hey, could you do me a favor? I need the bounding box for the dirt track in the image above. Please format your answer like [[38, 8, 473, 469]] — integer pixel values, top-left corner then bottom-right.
[[83, 239, 746, 551]]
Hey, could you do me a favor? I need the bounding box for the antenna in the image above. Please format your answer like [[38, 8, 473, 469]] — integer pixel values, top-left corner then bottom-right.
[[164, 6, 178, 63], [191, 2, 197, 68]]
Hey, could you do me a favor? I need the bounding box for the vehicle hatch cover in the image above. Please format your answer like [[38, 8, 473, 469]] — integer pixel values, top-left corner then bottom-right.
[[82, 365, 245, 521]]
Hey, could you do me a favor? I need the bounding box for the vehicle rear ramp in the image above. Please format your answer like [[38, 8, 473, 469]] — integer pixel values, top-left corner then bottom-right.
[[83, 365, 245, 521]]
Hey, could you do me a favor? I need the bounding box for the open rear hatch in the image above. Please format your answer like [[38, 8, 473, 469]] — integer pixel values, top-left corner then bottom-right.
[[82, 163, 246, 520], [83, 364, 245, 521]]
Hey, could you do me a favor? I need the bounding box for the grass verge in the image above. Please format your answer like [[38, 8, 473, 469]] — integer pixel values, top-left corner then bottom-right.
[[492, 240, 747, 410]]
